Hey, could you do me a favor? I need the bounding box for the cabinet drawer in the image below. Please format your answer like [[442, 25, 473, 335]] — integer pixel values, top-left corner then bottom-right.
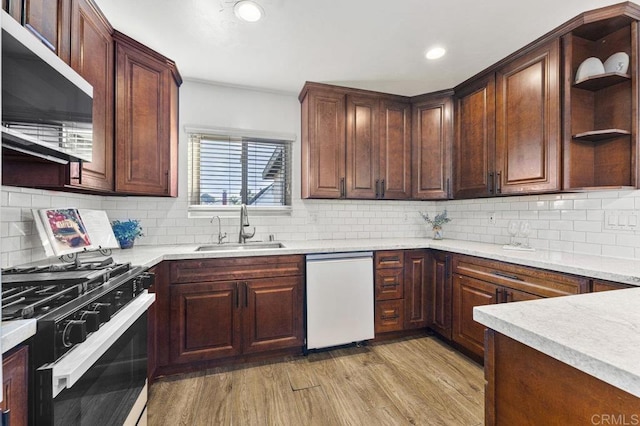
[[170, 255, 304, 283], [375, 269, 404, 300], [453, 254, 588, 298], [375, 300, 404, 333], [375, 250, 404, 269], [592, 279, 634, 292]]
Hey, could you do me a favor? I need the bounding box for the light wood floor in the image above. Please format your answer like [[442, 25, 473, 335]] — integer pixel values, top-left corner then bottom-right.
[[148, 335, 484, 425]]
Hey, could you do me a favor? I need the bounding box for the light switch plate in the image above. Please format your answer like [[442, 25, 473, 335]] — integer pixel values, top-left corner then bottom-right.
[[604, 210, 639, 231]]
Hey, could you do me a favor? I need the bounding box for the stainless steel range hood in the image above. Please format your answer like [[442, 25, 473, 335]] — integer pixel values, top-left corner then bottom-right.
[[1, 10, 93, 164]]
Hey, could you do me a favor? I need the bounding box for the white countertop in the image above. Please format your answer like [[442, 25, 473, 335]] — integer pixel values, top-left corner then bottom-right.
[[2, 319, 36, 354], [474, 289, 640, 398], [101, 238, 640, 286]]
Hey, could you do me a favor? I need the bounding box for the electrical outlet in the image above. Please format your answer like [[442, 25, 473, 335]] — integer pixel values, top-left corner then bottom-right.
[[489, 212, 496, 225]]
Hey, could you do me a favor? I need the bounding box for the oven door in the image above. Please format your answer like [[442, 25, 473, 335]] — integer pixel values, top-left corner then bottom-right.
[[36, 293, 154, 426]]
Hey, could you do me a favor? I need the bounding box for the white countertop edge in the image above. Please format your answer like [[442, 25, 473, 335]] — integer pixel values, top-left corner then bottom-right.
[[106, 238, 640, 287], [474, 301, 640, 399], [2, 319, 37, 354]]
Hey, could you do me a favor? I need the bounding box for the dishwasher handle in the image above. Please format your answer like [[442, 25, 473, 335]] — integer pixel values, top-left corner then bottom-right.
[[306, 251, 373, 262]]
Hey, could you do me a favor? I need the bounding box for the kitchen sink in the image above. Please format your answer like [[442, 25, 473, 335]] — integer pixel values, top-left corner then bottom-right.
[[195, 242, 286, 251]]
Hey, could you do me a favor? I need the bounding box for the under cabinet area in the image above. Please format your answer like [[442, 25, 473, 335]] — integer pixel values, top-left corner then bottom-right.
[[451, 254, 589, 358], [150, 256, 304, 377]]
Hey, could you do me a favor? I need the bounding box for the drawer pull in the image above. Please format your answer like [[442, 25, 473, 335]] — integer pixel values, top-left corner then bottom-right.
[[381, 315, 399, 320], [493, 271, 522, 281], [381, 281, 399, 288], [380, 256, 400, 263]]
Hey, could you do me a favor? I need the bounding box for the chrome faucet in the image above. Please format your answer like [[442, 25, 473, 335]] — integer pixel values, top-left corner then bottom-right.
[[210, 216, 227, 244], [238, 204, 256, 243]]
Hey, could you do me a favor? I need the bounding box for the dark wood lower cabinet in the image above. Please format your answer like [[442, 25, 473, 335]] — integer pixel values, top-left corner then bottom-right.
[[403, 250, 430, 329], [1, 345, 28, 426], [430, 251, 452, 339], [452, 274, 499, 358], [485, 330, 640, 425], [375, 299, 404, 333]]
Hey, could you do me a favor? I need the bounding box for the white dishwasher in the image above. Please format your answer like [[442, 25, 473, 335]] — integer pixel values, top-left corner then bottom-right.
[[305, 252, 374, 350]]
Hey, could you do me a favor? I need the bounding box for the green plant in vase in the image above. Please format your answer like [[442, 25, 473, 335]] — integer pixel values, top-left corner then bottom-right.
[[419, 210, 451, 240], [111, 219, 144, 249]]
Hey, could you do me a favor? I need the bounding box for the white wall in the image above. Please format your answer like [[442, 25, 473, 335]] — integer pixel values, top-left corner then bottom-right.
[[2, 81, 640, 267]]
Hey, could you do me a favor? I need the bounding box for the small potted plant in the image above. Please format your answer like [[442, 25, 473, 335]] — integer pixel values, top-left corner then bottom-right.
[[111, 219, 144, 249], [420, 210, 451, 240]]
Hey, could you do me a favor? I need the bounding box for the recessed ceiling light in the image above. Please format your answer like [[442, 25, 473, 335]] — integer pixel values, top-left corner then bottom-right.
[[426, 47, 446, 60], [234, 1, 264, 22]]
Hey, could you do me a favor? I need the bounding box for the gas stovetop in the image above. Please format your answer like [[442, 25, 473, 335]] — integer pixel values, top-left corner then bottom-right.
[[1, 258, 131, 321]]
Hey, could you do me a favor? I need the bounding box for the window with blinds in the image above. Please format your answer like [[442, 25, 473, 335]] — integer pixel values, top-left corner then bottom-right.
[[188, 133, 292, 210]]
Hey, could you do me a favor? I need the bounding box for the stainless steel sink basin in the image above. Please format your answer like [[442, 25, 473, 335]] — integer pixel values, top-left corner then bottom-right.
[[195, 242, 285, 252]]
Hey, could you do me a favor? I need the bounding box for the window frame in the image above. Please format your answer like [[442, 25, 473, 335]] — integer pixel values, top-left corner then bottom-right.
[[185, 126, 296, 218]]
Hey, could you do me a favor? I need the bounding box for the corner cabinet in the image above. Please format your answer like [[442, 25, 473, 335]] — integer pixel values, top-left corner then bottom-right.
[[412, 91, 453, 199], [300, 82, 411, 200], [495, 39, 561, 195], [430, 251, 453, 339], [114, 31, 181, 196]]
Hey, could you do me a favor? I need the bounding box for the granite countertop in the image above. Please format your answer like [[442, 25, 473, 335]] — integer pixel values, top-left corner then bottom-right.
[[473, 289, 640, 398], [2, 319, 36, 354], [99, 238, 640, 286]]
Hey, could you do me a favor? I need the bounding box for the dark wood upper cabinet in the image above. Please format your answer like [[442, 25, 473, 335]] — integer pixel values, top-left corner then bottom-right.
[[301, 86, 346, 199], [379, 99, 412, 199], [495, 39, 561, 195], [114, 31, 181, 196], [412, 91, 453, 199], [68, 0, 114, 192], [23, 0, 66, 54], [300, 82, 411, 200], [454, 74, 496, 199], [346, 94, 379, 199]]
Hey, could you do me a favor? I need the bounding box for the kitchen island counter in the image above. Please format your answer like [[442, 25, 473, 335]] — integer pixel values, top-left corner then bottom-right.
[[474, 288, 640, 398]]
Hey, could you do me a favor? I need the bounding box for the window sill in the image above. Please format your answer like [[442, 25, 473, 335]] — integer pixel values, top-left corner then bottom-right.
[[188, 205, 292, 219]]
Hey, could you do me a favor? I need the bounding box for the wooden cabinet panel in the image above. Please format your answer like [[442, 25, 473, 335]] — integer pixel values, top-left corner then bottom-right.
[[404, 250, 430, 329], [496, 39, 561, 194], [3, 0, 23, 22], [301, 88, 346, 198], [243, 276, 304, 354], [23, 0, 62, 52], [380, 99, 412, 199], [485, 330, 640, 425], [170, 281, 241, 364], [452, 274, 499, 358], [454, 74, 496, 198], [69, 0, 114, 192], [375, 299, 404, 333], [346, 94, 378, 199], [114, 32, 180, 196], [592, 279, 634, 292], [374, 251, 404, 269], [430, 251, 452, 339], [412, 92, 453, 200], [375, 268, 404, 300], [504, 288, 542, 302], [1, 345, 28, 426]]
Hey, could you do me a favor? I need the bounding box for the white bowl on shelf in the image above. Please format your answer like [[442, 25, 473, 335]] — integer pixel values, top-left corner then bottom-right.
[[603, 52, 629, 74], [575, 57, 605, 82]]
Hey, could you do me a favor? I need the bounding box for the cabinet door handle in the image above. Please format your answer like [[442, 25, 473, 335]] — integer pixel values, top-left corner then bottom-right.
[[381, 179, 385, 198], [446, 178, 451, 199], [375, 179, 380, 198], [244, 282, 249, 308], [381, 314, 400, 320], [488, 172, 494, 194], [496, 171, 502, 194], [445, 255, 451, 280], [340, 178, 346, 198], [495, 287, 502, 302], [235, 282, 239, 308], [493, 271, 522, 281], [381, 282, 400, 288]]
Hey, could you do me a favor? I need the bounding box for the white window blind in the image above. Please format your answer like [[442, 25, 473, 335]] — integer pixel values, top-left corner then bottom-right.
[[188, 133, 292, 211]]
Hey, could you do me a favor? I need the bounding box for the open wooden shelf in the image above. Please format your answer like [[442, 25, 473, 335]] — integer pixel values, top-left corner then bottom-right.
[[573, 72, 630, 91], [572, 129, 630, 142]]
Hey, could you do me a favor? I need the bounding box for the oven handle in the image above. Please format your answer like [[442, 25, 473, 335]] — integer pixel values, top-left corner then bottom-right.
[[47, 292, 155, 398]]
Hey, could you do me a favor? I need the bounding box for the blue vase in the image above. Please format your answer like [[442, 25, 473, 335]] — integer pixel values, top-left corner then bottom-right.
[[119, 239, 135, 249]]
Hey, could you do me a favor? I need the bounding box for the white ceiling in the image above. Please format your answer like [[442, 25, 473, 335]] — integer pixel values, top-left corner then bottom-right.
[[94, 0, 622, 96]]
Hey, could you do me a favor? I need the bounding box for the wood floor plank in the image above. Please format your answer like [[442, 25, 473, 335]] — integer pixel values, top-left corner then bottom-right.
[[148, 336, 484, 426]]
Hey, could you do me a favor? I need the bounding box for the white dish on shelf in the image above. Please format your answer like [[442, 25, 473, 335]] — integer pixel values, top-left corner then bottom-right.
[[604, 52, 629, 74], [575, 57, 605, 82]]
